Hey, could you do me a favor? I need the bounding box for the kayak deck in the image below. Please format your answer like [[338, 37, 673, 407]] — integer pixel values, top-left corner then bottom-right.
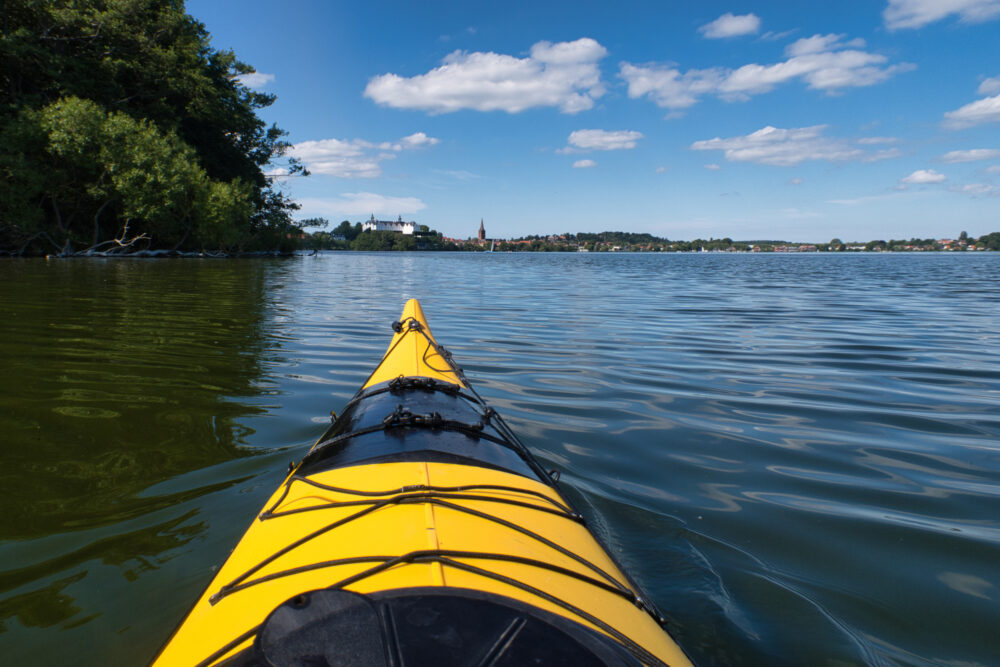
[[153, 299, 693, 666]]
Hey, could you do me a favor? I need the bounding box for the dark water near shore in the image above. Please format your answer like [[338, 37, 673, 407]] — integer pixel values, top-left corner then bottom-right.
[[1, 252, 999, 666]]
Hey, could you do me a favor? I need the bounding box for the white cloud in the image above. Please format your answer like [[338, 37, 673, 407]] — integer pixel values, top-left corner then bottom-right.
[[290, 139, 383, 178], [884, 0, 1000, 30], [987, 165, 1000, 173], [979, 76, 1000, 95], [944, 93, 1000, 128], [862, 148, 904, 162], [573, 159, 597, 168], [290, 133, 439, 178], [656, 166, 668, 173], [940, 148, 1000, 162], [900, 169, 946, 184], [690, 125, 867, 166], [563, 129, 643, 152], [235, 72, 275, 89], [761, 29, 798, 41], [400, 132, 440, 149], [364, 38, 607, 114], [784, 34, 865, 57], [699, 13, 761, 39], [857, 136, 898, 144], [297, 193, 427, 217], [619, 63, 725, 109], [949, 183, 1000, 196], [621, 34, 911, 110], [788, 177, 804, 185], [704, 163, 721, 170]]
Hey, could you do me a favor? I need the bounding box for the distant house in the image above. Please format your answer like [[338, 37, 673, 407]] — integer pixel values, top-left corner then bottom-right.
[[362, 214, 415, 234]]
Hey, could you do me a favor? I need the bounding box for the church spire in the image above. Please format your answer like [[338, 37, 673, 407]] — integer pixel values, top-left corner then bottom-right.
[[478, 218, 485, 241]]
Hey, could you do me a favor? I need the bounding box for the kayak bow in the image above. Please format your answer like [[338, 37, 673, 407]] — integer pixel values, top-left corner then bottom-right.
[[154, 299, 692, 666]]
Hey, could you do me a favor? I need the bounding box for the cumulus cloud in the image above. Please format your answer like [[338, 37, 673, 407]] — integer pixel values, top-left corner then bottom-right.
[[399, 132, 440, 149], [297, 193, 427, 217], [621, 34, 911, 110], [900, 169, 947, 184], [290, 139, 383, 178], [573, 159, 597, 168], [944, 93, 1000, 128], [619, 63, 725, 109], [562, 129, 643, 153], [290, 133, 440, 178], [979, 76, 1000, 95], [704, 163, 721, 170], [940, 148, 1000, 162], [884, 0, 1000, 30], [699, 13, 761, 39], [364, 38, 607, 114], [690, 125, 869, 166], [236, 72, 275, 89]]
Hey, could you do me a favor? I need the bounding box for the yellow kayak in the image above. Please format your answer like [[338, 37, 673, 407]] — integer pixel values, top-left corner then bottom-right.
[[154, 299, 693, 666]]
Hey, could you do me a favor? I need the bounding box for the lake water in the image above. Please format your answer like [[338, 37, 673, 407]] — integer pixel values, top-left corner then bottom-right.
[[1, 252, 999, 666]]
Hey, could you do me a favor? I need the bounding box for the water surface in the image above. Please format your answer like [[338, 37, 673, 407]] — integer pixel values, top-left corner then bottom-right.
[[1, 252, 998, 665]]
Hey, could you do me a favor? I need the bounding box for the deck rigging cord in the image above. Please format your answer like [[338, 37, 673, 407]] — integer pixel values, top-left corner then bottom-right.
[[194, 315, 677, 666]]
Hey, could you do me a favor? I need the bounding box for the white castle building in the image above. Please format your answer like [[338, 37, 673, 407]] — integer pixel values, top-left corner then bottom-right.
[[362, 214, 415, 235]]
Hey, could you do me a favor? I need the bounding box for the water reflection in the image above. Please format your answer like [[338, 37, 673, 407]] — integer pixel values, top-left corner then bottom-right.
[[1, 252, 999, 666], [0, 259, 287, 660], [4, 261, 287, 525]]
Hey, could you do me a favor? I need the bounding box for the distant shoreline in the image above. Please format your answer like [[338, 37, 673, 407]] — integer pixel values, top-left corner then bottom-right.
[[306, 227, 999, 254]]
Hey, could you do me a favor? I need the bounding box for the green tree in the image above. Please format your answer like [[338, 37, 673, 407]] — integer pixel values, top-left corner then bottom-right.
[[978, 232, 1000, 250], [332, 220, 362, 241], [5, 96, 253, 254], [298, 218, 328, 229], [351, 230, 392, 251], [0, 0, 305, 254]]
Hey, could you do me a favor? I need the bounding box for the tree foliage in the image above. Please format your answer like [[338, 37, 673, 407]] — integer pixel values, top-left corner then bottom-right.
[[350, 230, 417, 251], [0, 0, 305, 255], [978, 232, 1000, 250], [332, 220, 362, 241]]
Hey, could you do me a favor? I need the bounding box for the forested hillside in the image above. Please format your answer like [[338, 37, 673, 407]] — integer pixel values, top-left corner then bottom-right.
[[0, 0, 306, 255]]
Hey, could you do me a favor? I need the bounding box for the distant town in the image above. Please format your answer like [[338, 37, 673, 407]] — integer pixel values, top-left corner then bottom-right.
[[302, 217, 1000, 253]]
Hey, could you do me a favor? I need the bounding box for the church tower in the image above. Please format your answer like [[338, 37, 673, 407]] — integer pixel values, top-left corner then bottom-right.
[[478, 219, 486, 242]]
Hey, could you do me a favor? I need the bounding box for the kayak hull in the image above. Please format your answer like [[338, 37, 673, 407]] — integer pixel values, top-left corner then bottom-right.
[[153, 299, 692, 666]]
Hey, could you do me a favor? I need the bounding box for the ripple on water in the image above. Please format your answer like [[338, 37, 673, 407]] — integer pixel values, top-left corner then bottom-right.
[[1, 252, 1000, 666]]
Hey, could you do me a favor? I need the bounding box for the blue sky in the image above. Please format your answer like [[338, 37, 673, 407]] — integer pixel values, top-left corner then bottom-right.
[[186, 0, 1000, 242]]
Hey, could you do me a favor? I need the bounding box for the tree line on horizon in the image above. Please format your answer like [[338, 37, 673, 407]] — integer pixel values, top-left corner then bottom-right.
[[302, 226, 1000, 253], [1, 0, 306, 257]]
